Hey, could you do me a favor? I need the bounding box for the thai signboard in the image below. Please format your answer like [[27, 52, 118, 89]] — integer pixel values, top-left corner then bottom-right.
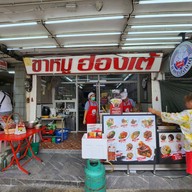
[[170, 41, 192, 77], [23, 53, 163, 75]]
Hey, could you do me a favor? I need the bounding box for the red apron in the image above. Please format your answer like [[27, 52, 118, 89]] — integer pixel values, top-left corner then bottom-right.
[[123, 99, 133, 112], [86, 101, 98, 124]]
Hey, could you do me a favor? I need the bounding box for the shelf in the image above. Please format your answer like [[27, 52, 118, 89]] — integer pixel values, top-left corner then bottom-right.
[[54, 100, 77, 111], [41, 117, 64, 121], [55, 99, 76, 102], [40, 119, 65, 141]]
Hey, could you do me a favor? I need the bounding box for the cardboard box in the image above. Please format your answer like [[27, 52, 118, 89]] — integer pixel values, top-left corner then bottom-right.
[[82, 133, 107, 160]]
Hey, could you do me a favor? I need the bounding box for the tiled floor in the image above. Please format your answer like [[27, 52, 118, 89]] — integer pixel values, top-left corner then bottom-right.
[[1, 131, 192, 191], [0, 151, 192, 191], [40, 132, 84, 150]]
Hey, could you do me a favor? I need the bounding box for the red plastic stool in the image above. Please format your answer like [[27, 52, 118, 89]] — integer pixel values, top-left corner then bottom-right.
[[185, 151, 192, 174]]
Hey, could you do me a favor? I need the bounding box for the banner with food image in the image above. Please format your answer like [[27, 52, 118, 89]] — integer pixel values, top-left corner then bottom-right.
[[158, 131, 185, 164], [87, 124, 102, 138], [103, 114, 157, 163]]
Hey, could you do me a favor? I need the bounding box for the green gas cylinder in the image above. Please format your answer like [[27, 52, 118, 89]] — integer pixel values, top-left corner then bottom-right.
[[84, 159, 106, 192]]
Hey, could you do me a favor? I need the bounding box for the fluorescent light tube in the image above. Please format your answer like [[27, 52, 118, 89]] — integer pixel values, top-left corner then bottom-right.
[[116, 83, 122, 88], [8, 45, 57, 50], [124, 42, 180, 46], [45, 16, 124, 24], [93, 84, 105, 87], [0, 36, 48, 41], [131, 24, 192, 29], [0, 22, 37, 28], [139, 0, 192, 4], [121, 45, 175, 49], [124, 74, 132, 81], [135, 13, 192, 18], [128, 30, 192, 35], [126, 37, 185, 41], [64, 43, 118, 48], [65, 77, 73, 82], [56, 32, 121, 37], [8, 71, 15, 74], [22, 45, 57, 49]]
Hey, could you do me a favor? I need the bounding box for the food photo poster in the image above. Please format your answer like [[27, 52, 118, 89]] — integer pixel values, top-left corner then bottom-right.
[[103, 114, 157, 163], [157, 131, 185, 164]]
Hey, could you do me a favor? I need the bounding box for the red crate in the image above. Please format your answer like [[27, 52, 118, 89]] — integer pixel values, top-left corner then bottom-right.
[[42, 137, 52, 142], [41, 129, 54, 135]]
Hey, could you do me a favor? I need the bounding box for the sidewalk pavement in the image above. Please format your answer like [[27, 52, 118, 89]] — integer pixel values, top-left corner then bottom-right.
[[0, 149, 192, 191]]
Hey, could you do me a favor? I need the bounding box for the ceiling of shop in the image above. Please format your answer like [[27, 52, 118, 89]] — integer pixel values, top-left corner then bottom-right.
[[0, 0, 192, 68]]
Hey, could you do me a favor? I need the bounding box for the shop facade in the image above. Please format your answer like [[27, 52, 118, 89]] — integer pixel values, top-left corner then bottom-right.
[[24, 53, 163, 132], [21, 50, 190, 171]]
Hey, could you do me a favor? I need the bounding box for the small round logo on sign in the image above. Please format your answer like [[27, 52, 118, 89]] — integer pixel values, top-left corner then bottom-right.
[[170, 41, 192, 77]]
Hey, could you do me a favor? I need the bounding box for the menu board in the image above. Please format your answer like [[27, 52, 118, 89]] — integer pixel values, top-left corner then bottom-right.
[[157, 130, 186, 164], [102, 114, 157, 164]]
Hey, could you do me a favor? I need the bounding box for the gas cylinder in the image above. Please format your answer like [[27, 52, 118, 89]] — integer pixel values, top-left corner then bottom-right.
[[84, 159, 106, 192]]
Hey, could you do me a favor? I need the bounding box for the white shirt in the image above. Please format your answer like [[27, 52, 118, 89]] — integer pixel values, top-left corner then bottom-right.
[[0, 91, 13, 113]]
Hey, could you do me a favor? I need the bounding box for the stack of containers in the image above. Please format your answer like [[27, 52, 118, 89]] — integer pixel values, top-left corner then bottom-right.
[[54, 128, 70, 144]]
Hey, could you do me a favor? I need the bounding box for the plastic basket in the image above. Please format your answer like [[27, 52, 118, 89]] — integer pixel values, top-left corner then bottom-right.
[[1, 113, 22, 134], [55, 128, 70, 141], [4, 113, 26, 135]]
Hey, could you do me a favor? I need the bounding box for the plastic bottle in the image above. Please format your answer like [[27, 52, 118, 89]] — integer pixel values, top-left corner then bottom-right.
[[108, 144, 116, 161], [3, 157, 7, 168], [0, 156, 3, 170]]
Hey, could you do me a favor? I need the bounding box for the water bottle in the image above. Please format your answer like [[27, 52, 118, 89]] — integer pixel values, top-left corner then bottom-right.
[[3, 157, 7, 168]]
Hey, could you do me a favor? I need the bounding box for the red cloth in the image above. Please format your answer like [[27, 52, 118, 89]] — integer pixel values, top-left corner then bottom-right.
[[185, 151, 192, 174], [86, 101, 98, 124]]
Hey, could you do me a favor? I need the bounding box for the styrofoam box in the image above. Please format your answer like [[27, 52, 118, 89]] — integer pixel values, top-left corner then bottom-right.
[[82, 133, 107, 160]]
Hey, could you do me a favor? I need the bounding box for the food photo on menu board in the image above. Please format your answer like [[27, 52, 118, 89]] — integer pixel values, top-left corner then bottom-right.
[[103, 114, 157, 163], [157, 131, 186, 164]]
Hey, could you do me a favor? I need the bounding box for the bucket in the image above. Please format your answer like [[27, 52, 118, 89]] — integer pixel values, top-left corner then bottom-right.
[[27, 142, 39, 157], [185, 151, 192, 174], [52, 137, 56, 143], [84, 159, 106, 192]]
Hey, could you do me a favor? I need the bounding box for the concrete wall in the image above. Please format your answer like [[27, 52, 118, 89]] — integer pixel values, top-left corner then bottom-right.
[[14, 65, 26, 120]]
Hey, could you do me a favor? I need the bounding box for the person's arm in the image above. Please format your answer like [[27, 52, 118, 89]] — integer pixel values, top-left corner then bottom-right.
[[83, 110, 88, 124], [83, 101, 89, 124], [148, 107, 187, 126], [148, 107, 162, 117]]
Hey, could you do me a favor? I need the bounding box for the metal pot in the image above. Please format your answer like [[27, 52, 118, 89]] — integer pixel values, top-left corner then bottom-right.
[[24, 121, 37, 129]]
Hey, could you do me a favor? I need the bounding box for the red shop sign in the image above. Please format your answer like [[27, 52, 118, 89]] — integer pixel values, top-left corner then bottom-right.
[[23, 53, 163, 75]]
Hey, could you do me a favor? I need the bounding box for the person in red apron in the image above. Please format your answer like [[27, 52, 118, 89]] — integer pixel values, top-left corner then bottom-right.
[[120, 91, 135, 112], [83, 92, 98, 124]]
